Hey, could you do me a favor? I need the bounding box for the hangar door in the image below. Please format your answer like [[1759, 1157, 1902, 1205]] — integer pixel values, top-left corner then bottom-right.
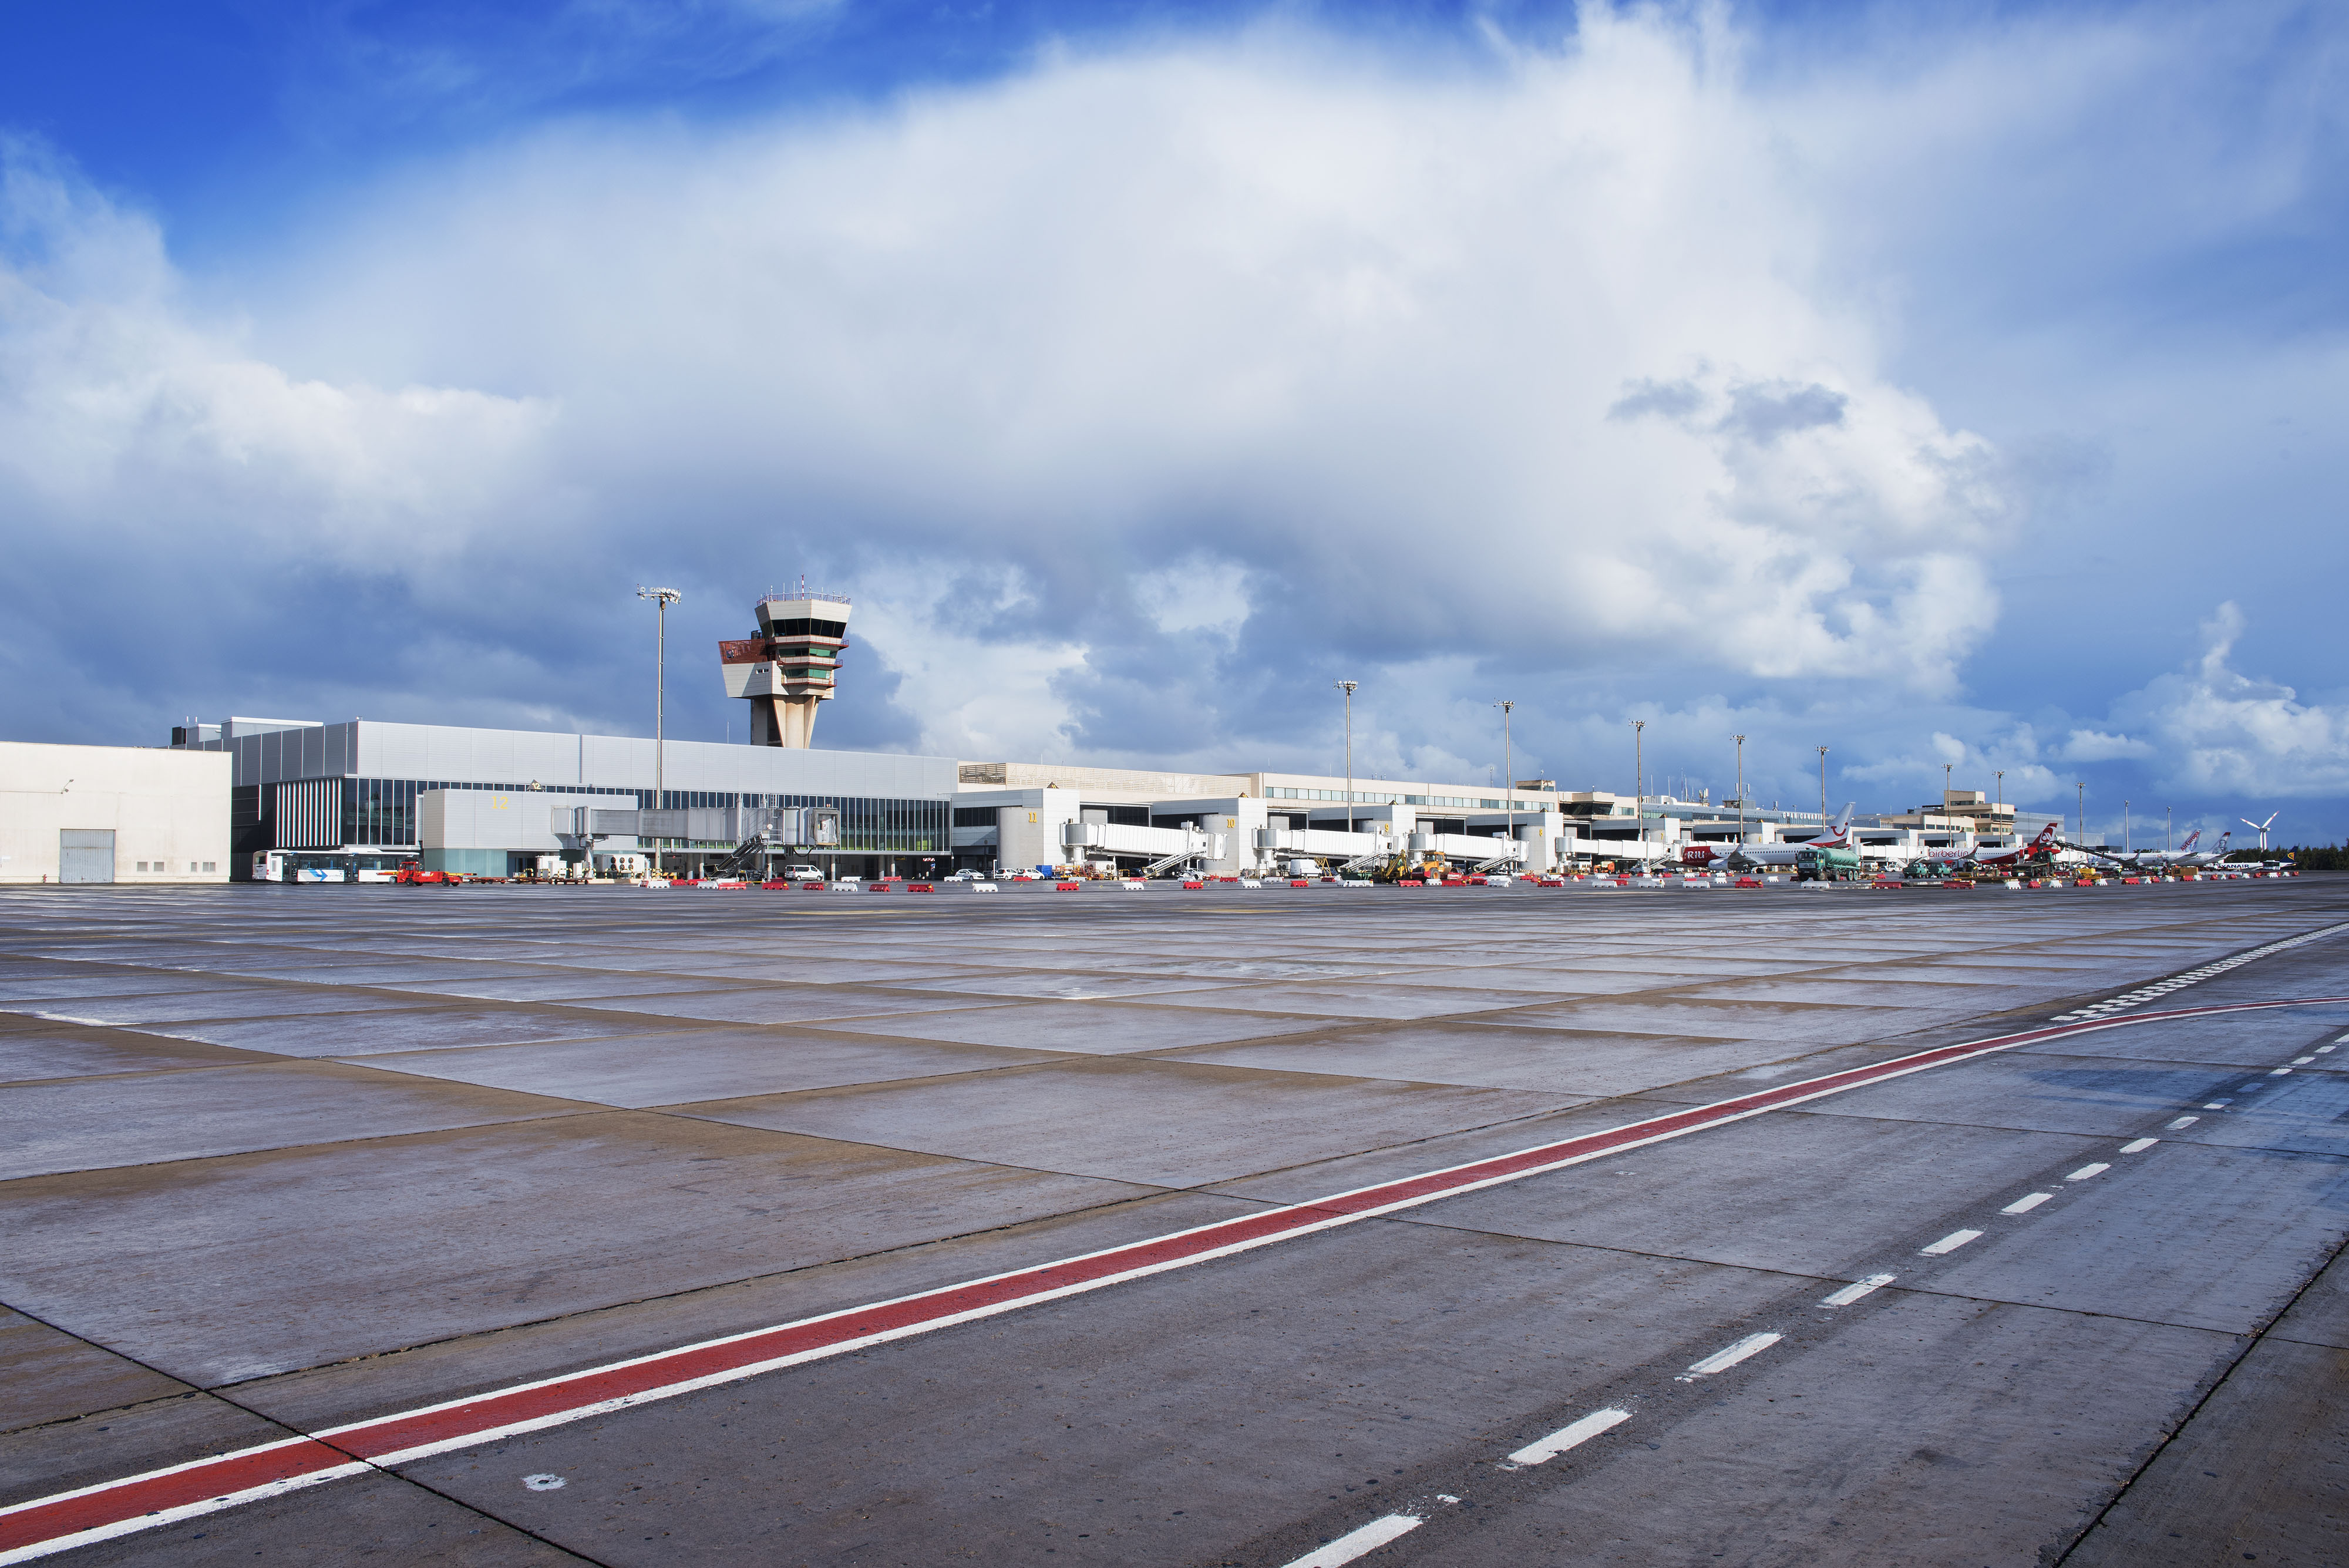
[[59, 830, 116, 884]]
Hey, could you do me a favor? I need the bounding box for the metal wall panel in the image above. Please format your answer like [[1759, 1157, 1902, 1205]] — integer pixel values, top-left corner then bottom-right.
[[59, 829, 115, 884], [273, 779, 345, 849]]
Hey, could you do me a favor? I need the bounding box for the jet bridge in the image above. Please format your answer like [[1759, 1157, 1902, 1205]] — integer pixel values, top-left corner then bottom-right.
[[1251, 825, 1396, 873], [1059, 820, 1226, 873]]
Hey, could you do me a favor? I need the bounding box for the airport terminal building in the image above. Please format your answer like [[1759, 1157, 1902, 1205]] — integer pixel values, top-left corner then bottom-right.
[[164, 717, 2026, 881], [172, 718, 955, 880]]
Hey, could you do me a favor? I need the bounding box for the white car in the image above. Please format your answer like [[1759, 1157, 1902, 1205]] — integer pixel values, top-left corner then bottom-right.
[[782, 865, 826, 880]]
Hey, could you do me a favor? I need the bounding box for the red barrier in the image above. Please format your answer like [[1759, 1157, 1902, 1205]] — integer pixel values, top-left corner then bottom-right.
[[1056, 882, 1082, 891], [907, 883, 935, 893], [867, 883, 891, 893], [800, 881, 828, 890], [1289, 879, 1311, 887], [1182, 881, 1204, 889], [1399, 879, 1424, 887]]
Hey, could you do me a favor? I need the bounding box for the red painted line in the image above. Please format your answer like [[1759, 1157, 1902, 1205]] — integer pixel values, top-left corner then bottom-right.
[[8, 992, 2347, 1562]]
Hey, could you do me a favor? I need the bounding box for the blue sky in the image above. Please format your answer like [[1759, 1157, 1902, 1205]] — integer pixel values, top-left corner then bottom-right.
[[2, 0, 2343, 845]]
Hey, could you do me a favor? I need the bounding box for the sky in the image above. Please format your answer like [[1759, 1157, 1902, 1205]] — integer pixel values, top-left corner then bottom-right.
[[1, 0, 2343, 846]]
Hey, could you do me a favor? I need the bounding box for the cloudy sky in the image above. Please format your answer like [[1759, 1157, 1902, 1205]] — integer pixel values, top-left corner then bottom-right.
[[2, 0, 2343, 844]]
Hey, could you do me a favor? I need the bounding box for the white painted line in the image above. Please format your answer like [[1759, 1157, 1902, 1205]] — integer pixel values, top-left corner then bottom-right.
[[1678, 1331, 1782, 1379], [2270, 1067, 2293, 1076], [2292, 1056, 2316, 1065], [1920, 1229, 1983, 1256], [2066, 1163, 2111, 1181], [1282, 1513, 1424, 1567], [2318, 1046, 2337, 1054], [2205, 1101, 2230, 1109], [2001, 1192, 2054, 1214], [2119, 1138, 2158, 1153], [2166, 1116, 2199, 1130], [1819, 1274, 1896, 1307], [1505, 1408, 1633, 1466], [26, 981, 2349, 1566]]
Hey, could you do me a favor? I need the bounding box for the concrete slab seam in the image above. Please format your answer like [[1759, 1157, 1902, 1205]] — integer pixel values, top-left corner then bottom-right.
[[5, 990, 2349, 1564]]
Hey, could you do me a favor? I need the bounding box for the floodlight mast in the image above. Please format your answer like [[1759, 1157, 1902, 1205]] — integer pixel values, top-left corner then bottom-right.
[[1732, 734, 1746, 848], [637, 586, 682, 809], [1631, 719, 1646, 862], [1495, 699, 1516, 863], [1335, 681, 1359, 833]]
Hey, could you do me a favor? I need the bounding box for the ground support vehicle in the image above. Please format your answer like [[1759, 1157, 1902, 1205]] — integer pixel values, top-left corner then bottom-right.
[[1795, 846, 1864, 883]]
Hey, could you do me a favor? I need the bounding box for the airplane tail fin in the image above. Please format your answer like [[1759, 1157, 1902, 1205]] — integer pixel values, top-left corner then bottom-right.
[[2178, 829, 2200, 853]]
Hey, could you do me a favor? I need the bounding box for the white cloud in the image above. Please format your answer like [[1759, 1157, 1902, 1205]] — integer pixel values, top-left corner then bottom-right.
[[2103, 603, 2349, 796], [1134, 557, 1251, 637], [2061, 729, 2155, 762], [224, 9, 2011, 698], [0, 3, 2336, 827]]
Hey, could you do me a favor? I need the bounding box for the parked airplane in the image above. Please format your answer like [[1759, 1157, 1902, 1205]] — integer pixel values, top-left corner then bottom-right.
[[2128, 829, 2233, 871], [2078, 828, 2233, 874], [1680, 805, 1857, 870], [1971, 822, 2062, 869]]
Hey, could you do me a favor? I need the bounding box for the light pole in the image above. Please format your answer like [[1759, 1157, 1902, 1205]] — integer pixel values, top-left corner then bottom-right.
[[2123, 800, 2131, 854], [1995, 769, 2003, 808], [2077, 782, 2086, 846], [1732, 733, 1746, 846], [2166, 806, 2172, 852], [1496, 700, 1516, 865], [1634, 720, 1648, 859], [636, 584, 681, 816], [1334, 680, 1359, 834], [1817, 746, 1829, 827]]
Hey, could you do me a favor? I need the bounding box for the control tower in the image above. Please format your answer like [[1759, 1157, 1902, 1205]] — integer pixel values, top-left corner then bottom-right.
[[718, 590, 850, 748]]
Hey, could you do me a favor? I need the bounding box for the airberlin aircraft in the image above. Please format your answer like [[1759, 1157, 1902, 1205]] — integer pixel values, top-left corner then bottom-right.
[[1680, 805, 1857, 870]]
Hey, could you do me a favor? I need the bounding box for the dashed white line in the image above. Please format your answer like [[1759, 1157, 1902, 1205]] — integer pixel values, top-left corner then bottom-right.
[[1281, 1513, 1424, 1567], [2291, 1056, 2316, 1065], [1678, 1332, 1782, 1380], [1819, 1274, 1897, 1307], [2002, 1192, 2054, 1214], [2206, 1099, 2232, 1108], [1920, 1229, 1983, 1256], [2119, 1138, 2159, 1153], [2318, 1045, 2337, 1054], [2067, 1163, 2111, 1182], [2270, 1067, 2293, 1076], [1505, 1408, 1633, 1466], [2166, 1116, 2199, 1130]]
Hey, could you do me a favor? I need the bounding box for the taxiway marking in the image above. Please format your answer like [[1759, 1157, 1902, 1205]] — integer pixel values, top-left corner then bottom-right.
[[1919, 1229, 1982, 1256], [8, 990, 2349, 1564], [1505, 1408, 1633, 1467], [2001, 1192, 2054, 1213], [1280, 1512, 1424, 1567], [1679, 1332, 1782, 1379], [1819, 1273, 1897, 1307]]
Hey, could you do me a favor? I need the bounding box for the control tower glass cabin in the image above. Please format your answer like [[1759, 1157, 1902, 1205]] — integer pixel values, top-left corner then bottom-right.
[[719, 593, 850, 748]]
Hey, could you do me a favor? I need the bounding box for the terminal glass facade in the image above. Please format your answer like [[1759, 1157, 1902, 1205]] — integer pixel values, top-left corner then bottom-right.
[[297, 780, 944, 856]]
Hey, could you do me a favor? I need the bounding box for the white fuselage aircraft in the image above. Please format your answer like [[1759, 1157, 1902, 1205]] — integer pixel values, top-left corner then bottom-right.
[[1680, 805, 1857, 870]]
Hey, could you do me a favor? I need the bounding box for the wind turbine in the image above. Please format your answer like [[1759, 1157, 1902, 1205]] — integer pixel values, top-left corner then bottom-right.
[[2240, 811, 2279, 852]]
